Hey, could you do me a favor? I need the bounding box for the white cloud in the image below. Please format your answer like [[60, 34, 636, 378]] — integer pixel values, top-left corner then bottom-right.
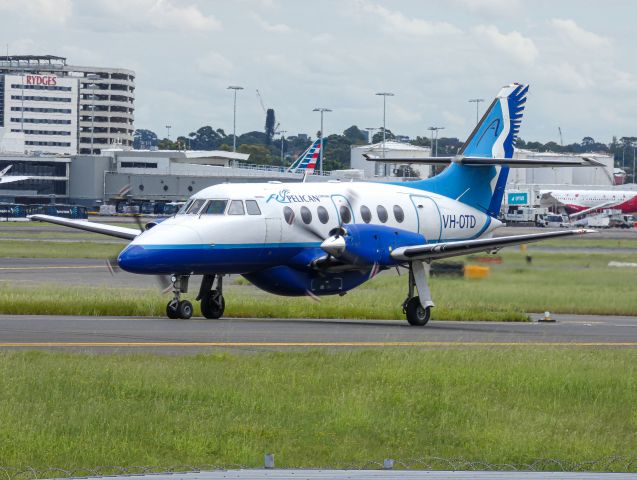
[[0, 0, 72, 24], [252, 13, 293, 33], [84, 0, 221, 31], [550, 19, 611, 50], [148, 0, 221, 31], [196, 51, 234, 76], [453, 0, 522, 15], [358, 1, 461, 36], [473, 25, 539, 65]]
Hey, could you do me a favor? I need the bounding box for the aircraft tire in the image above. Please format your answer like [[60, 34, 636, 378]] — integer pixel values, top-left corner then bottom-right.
[[405, 297, 430, 326], [166, 301, 180, 319], [177, 300, 193, 320], [201, 290, 225, 319]]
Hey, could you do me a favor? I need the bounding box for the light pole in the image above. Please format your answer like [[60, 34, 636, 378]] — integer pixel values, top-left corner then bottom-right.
[[376, 92, 394, 176], [428, 126, 445, 156], [85, 73, 100, 155], [279, 130, 287, 167], [313, 107, 332, 175], [227, 85, 244, 152], [468, 98, 484, 125], [165, 125, 172, 141], [365, 127, 379, 144]]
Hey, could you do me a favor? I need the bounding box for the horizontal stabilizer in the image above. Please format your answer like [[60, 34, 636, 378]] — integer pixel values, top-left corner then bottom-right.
[[29, 214, 140, 240], [363, 154, 605, 168], [391, 229, 596, 261]]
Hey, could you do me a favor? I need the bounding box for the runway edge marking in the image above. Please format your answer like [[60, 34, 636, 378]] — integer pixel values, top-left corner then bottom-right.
[[1, 341, 637, 348]]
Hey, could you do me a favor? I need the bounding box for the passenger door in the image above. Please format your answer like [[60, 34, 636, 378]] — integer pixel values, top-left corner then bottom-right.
[[410, 195, 441, 243]]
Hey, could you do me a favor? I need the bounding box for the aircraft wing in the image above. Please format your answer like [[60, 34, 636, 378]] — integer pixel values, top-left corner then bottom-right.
[[390, 229, 596, 262], [567, 202, 617, 219], [0, 175, 31, 185], [363, 154, 605, 168], [29, 214, 140, 240]]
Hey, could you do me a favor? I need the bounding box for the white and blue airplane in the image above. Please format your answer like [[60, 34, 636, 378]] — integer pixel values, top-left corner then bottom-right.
[[31, 84, 599, 325], [0, 165, 31, 185]]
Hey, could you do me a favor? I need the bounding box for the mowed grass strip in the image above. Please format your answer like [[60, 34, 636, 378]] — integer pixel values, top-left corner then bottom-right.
[[3, 250, 637, 318], [0, 240, 124, 258], [0, 349, 636, 471]]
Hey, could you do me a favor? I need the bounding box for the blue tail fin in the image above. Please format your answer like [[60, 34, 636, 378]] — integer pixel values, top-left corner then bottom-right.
[[411, 83, 528, 217]]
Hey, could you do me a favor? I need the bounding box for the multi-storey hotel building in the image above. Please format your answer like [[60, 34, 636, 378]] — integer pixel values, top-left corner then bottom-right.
[[0, 55, 135, 155]]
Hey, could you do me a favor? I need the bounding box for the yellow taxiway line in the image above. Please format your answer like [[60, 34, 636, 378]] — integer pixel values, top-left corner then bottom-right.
[[0, 266, 104, 271], [0, 341, 636, 348]]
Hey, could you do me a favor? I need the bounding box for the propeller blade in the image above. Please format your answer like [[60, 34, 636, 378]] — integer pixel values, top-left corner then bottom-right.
[[305, 289, 321, 303], [156, 275, 172, 293], [106, 256, 120, 275]]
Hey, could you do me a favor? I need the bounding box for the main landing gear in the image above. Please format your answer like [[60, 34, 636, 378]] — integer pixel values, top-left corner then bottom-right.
[[165, 274, 226, 319], [197, 274, 225, 319], [403, 261, 434, 326]]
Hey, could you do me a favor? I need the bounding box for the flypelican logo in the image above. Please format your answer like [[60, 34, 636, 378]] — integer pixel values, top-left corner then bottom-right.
[[266, 189, 320, 204]]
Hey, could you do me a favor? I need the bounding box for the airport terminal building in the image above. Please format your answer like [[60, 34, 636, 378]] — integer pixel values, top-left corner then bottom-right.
[[0, 55, 135, 155]]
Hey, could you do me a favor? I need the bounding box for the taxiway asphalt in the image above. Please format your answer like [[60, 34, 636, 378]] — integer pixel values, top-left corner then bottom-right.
[[0, 313, 636, 354]]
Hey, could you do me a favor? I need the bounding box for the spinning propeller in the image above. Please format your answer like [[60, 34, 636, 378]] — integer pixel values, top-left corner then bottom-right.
[[105, 213, 171, 292]]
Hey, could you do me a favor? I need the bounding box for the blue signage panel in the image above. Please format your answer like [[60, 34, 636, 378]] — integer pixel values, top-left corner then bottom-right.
[[507, 192, 528, 205]]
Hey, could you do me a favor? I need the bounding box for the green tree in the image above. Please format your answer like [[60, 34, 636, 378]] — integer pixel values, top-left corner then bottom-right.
[[238, 144, 276, 165], [157, 138, 178, 150], [188, 126, 226, 150], [343, 125, 367, 145], [372, 128, 395, 143]]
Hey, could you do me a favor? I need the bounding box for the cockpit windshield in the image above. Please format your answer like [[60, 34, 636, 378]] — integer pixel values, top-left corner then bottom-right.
[[186, 199, 207, 215], [203, 200, 228, 215], [177, 198, 232, 215], [177, 199, 194, 214]]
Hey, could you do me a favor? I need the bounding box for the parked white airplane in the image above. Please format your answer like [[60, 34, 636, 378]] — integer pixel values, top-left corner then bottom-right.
[[541, 189, 637, 217], [30, 83, 598, 325], [0, 165, 30, 185]]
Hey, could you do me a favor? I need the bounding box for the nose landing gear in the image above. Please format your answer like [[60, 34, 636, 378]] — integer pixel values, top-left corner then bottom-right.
[[166, 275, 193, 319], [197, 274, 225, 319]]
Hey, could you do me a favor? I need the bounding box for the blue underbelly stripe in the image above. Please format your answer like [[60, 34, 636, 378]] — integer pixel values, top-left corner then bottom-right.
[[140, 241, 323, 250]]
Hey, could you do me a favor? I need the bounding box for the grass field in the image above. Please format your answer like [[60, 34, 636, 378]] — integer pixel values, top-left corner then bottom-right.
[[2, 248, 637, 319], [0, 349, 635, 471]]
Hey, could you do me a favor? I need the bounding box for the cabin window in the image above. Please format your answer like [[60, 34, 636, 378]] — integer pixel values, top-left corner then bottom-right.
[[228, 200, 245, 215], [283, 206, 295, 225], [186, 199, 206, 215], [203, 199, 227, 215], [377, 205, 388, 223], [393, 205, 405, 223], [360, 205, 372, 223], [300, 206, 312, 224], [245, 200, 261, 215], [317, 205, 329, 224], [339, 205, 352, 224]]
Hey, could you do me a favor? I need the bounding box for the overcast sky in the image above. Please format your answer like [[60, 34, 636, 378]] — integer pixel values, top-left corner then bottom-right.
[[1, 0, 635, 144]]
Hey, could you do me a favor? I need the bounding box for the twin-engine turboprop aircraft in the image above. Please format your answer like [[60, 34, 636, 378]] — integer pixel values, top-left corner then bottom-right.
[[31, 83, 598, 325]]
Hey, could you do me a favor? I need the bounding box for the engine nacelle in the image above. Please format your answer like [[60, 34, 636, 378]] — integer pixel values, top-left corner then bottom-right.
[[324, 224, 426, 266]]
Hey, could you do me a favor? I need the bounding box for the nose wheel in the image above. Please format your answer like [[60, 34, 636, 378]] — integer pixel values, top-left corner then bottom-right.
[[197, 274, 225, 319], [166, 275, 193, 319], [167, 299, 193, 320]]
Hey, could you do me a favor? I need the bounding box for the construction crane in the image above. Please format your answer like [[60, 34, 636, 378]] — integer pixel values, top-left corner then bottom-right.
[[256, 89, 266, 113]]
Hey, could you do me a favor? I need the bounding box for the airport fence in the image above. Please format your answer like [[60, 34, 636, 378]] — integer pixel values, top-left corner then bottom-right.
[[3, 457, 637, 478]]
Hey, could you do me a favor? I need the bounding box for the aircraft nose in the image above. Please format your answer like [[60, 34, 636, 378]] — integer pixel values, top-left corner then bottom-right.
[[117, 224, 203, 274]]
